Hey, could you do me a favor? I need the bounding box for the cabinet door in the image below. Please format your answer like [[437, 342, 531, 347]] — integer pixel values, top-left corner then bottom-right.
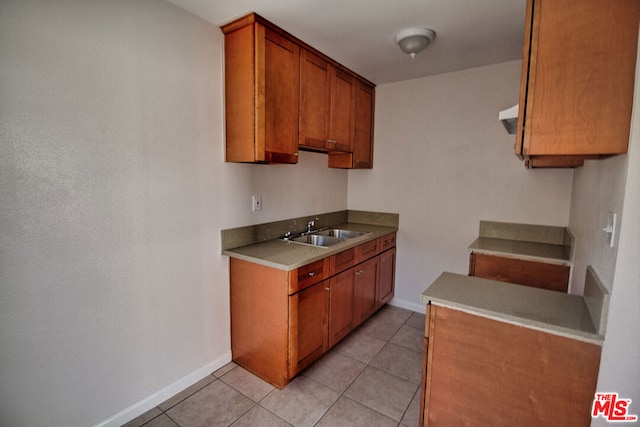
[[289, 281, 328, 375], [328, 269, 355, 348], [328, 68, 356, 152], [262, 28, 300, 163], [223, 22, 299, 164], [517, 0, 640, 160], [299, 49, 330, 150], [377, 248, 396, 308], [354, 257, 379, 325], [329, 79, 374, 169], [353, 80, 374, 168]]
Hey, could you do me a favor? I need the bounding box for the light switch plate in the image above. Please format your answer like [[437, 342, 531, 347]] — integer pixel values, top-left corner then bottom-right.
[[252, 195, 262, 211], [603, 211, 616, 248]]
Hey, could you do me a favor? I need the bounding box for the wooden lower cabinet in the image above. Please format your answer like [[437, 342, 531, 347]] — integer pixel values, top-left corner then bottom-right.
[[353, 257, 378, 325], [289, 281, 328, 375], [419, 305, 601, 427], [378, 247, 396, 307], [328, 269, 356, 348], [469, 252, 569, 292], [230, 233, 396, 388]]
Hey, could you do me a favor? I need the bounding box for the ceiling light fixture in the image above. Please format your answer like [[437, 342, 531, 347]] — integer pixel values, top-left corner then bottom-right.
[[395, 27, 436, 59]]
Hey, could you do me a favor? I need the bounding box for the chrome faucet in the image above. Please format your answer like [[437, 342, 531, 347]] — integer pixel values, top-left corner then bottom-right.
[[307, 220, 315, 234]]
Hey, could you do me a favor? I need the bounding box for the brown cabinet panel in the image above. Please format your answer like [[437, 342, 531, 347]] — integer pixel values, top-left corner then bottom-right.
[[516, 0, 640, 167], [353, 80, 374, 168], [356, 238, 379, 263], [354, 257, 378, 325], [289, 282, 328, 375], [328, 269, 355, 347], [331, 247, 356, 275], [469, 252, 569, 292], [421, 306, 601, 426], [377, 247, 396, 307], [379, 233, 396, 253], [299, 50, 356, 153], [328, 79, 374, 169], [263, 29, 300, 160], [291, 258, 329, 294], [230, 258, 290, 388], [222, 18, 299, 163], [328, 68, 355, 152], [299, 49, 330, 150]]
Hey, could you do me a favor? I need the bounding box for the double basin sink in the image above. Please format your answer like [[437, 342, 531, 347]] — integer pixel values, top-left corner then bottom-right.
[[283, 228, 370, 248]]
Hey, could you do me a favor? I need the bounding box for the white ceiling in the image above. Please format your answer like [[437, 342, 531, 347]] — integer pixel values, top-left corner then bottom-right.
[[166, 0, 526, 84]]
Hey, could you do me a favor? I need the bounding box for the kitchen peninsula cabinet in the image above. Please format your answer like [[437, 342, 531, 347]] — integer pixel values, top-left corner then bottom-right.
[[419, 274, 604, 427], [468, 221, 572, 292], [222, 15, 300, 163], [229, 232, 396, 388], [515, 0, 640, 168], [299, 49, 356, 153]]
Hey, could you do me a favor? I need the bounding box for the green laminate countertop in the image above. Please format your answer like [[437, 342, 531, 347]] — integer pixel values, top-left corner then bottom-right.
[[223, 223, 397, 271], [421, 272, 602, 344], [469, 221, 573, 264], [469, 237, 571, 264]]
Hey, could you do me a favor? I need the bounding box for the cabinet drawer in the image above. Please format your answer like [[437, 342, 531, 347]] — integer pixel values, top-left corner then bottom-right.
[[356, 239, 379, 263], [469, 252, 570, 293], [290, 259, 329, 294], [331, 248, 356, 275], [379, 233, 396, 252]]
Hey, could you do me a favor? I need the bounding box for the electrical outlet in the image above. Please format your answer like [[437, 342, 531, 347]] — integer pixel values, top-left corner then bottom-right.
[[252, 195, 262, 211]]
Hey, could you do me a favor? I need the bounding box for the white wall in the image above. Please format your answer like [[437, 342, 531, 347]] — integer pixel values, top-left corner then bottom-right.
[[349, 61, 575, 311], [589, 38, 640, 426], [7, 0, 633, 424], [568, 155, 628, 295], [0, 1, 346, 426]]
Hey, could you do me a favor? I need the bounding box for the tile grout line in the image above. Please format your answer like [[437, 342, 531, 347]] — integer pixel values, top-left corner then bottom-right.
[[133, 308, 425, 427]]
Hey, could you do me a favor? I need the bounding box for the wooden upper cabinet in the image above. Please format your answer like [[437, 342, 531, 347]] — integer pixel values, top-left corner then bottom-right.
[[328, 68, 356, 152], [516, 0, 640, 168], [299, 49, 356, 153], [222, 13, 375, 168], [299, 49, 331, 150], [329, 79, 375, 169], [222, 15, 300, 163]]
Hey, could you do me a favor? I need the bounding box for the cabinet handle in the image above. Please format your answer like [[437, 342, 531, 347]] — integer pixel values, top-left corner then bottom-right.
[[327, 139, 337, 144], [355, 270, 365, 276], [308, 272, 315, 277], [325, 287, 330, 291]]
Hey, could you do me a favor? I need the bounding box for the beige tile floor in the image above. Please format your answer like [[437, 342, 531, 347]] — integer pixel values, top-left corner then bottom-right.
[[123, 305, 425, 427]]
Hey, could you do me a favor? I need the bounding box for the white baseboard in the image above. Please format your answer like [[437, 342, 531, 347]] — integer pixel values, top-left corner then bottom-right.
[[388, 297, 426, 314], [93, 351, 232, 427]]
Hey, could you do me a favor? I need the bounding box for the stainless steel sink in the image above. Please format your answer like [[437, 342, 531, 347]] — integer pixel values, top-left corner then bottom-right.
[[316, 229, 370, 239], [289, 234, 343, 247]]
